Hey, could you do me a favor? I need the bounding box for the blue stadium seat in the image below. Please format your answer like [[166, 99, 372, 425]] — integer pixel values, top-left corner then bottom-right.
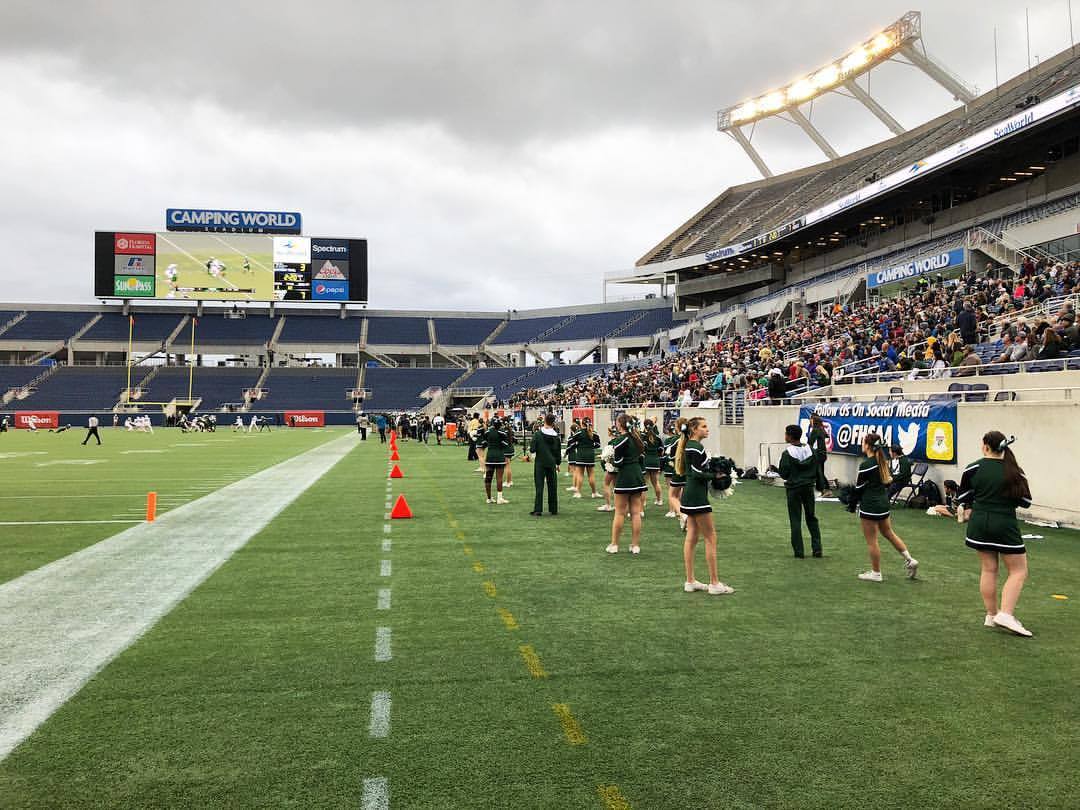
[[15, 367, 130, 410], [140, 367, 263, 409], [432, 318, 504, 345], [80, 313, 185, 343], [260, 368, 359, 409], [0, 365, 45, 395], [365, 317, 430, 345], [192, 316, 277, 345], [490, 317, 565, 345], [276, 315, 363, 344], [363, 367, 463, 410], [1, 311, 96, 342]]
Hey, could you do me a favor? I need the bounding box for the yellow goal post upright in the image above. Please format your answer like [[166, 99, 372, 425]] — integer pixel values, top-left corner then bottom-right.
[[117, 312, 200, 420]]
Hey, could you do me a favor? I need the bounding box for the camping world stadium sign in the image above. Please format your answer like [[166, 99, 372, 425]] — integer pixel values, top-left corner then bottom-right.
[[166, 208, 302, 234], [867, 247, 965, 289]]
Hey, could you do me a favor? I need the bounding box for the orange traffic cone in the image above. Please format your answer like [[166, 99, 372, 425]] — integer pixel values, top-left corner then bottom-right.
[[389, 430, 396, 441], [390, 494, 412, 518], [390, 448, 400, 461], [390, 464, 404, 479]]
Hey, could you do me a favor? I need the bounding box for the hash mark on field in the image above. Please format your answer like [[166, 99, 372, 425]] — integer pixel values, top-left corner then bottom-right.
[[518, 644, 547, 678], [377, 588, 391, 610], [368, 691, 391, 738], [482, 580, 497, 598], [374, 627, 392, 662], [598, 784, 633, 809], [552, 703, 587, 745], [497, 608, 518, 630], [361, 775, 390, 809], [472, 562, 485, 574], [380, 560, 392, 577], [382, 524, 391, 534], [382, 538, 392, 552]]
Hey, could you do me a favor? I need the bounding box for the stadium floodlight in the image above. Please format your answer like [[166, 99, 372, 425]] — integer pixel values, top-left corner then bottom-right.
[[717, 11, 976, 177]]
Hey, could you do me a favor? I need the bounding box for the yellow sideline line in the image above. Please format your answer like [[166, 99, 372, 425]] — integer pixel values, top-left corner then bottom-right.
[[497, 607, 519, 631], [518, 645, 547, 678], [472, 562, 486, 574], [597, 785, 633, 809], [482, 580, 497, 598], [552, 703, 587, 745]]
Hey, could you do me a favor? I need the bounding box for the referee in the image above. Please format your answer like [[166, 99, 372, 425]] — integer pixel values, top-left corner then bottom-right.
[[82, 414, 101, 446]]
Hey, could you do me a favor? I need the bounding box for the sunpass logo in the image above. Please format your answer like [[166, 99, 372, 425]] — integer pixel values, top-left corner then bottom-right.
[[114, 275, 154, 297]]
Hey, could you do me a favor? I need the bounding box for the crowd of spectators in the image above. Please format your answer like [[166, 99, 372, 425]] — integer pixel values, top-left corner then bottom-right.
[[505, 258, 1080, 408]]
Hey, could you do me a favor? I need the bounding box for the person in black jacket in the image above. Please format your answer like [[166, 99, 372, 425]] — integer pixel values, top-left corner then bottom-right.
[[529, 413, 561, 516], [767, 369, 787, 404], [778, 425, 822, 558], [958, 302, 979, 346]]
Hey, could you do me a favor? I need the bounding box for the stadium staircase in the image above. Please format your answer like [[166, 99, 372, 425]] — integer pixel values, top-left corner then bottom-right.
[[0, 311, 27, 338], [366, 351, 399, 368], [7, 363, 60, 403], [243, 365, 273, 411], [534, 315, 575, 342], [673, 189, 760, 255], [164, 316, 191, 351], [267, 316, 287, 350], [967, 227, 1057, 270]]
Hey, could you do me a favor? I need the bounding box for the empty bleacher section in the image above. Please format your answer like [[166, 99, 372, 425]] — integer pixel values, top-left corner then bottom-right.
[[15, 366, 130, 410], [611, 307, 674, 337], [458, 363, 615, 402], [191, 316, 277, 345], [139, 367, 262, 409], [260, 368, 359, 410], [0, 311, 95, 342], [365, 317, 431, 345], [490, 316, 565, 345], [543, 311, 641, 342], [0, 365, 44, 397], [0, 311, 25, 336], [432, 317, 504, 346], [276, 315, 363, 344], [79, 313, 184, 343], [362, 367, 462, 410]]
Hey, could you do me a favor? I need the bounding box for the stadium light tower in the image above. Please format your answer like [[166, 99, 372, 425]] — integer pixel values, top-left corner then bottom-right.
[[717, 11, 975, 177]]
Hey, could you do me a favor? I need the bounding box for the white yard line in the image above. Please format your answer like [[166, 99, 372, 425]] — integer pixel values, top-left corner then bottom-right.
[[0, 432, 358, 762], [374, 627, 392, 662], [0, 519, 144, 526], [361, 777, 389, 810], [377, 588, 391, 611], [368, 691, 391, 738], [380, 560, 392, 577], [382, 538, 392, 552]]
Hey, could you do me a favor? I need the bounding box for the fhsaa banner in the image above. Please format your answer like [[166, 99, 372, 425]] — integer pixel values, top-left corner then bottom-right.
[[798, 400, 957, 464], [867, 247, 965, 289], [166, 208, 302, 234]]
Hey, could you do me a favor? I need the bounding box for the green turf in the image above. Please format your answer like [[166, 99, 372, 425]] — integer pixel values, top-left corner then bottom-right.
[[0, 427, 340, 584], [0, 435, 1077, 808]]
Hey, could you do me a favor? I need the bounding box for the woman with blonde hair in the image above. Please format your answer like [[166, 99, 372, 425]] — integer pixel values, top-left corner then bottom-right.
[[641, 418, 664, 506], [605, 414, 647, 554], [678, 417, 733, 595], [847, 432, 919, 582], [665, 416, 688, 526]]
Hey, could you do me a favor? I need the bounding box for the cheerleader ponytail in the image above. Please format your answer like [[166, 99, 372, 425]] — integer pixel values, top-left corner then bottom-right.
[[865, 432, 893, 485], [616, 413, 644, 456], [984, 430, 1030, 501], [673, 417, 690, 476]]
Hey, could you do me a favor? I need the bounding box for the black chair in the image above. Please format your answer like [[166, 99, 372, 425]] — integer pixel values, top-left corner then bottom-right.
[[889, 386, 904, 400], [891, 462, 929, 505], [993, 390, 1016, 402], [946, 382, 968, 400], [928, 392, 953, 401], [966, 383, 989, 403]]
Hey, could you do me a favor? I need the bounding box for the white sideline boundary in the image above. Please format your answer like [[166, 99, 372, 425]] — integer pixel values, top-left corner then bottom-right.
[[0, 432, 358, 763]]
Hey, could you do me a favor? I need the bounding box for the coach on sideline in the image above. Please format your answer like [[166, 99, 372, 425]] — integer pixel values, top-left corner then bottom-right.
[[529, 413, 561, 516], [82, 414, 101, 446]]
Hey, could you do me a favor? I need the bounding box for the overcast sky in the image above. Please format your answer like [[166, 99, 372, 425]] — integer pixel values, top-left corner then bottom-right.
[[0, 1, 1076, 311]]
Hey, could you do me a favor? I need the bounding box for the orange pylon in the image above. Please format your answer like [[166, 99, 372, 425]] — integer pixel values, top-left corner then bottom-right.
[[390, 464, 403, 479], [390, 494, 413, 518], [390, 448, 400, 461]]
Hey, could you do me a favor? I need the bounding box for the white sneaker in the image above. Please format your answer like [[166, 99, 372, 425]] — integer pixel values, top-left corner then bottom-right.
[[505, 482, 513, 488], [590, 492, 602, 499], [639, 512, 646, 518], [573, 492, 582, 499], [486, 498, 494, 504], [474, 467, 484, 472], [654, 499, 663, 507], [597, 504, 614, 512], [496, 494, 509, 505], [683, 580, 709, 592], [993, 612, 1033, 637], [858, 570, 883, 582], [664, 511, 676, 518], [605, 544, 619, 554], [630, 546, 640, 555], [566, 486, 578, 492], [708, 582, 735, 595], [984, 614, 996, 627], [679, 516, 687, 530], [905, 557, 919, 579]]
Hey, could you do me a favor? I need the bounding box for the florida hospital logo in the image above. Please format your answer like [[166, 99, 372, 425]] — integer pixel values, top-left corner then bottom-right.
[[116, 237, 129, 250]]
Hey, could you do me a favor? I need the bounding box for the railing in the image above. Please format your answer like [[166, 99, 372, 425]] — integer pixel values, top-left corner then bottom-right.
[[843, 355, 1080, 384], [798, 384, 1080, 404]]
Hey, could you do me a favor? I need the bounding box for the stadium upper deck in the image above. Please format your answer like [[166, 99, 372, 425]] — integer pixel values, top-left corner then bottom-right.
[[623, 45, 1080, 309]]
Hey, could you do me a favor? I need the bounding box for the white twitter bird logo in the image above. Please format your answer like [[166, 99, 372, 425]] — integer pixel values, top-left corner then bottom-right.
[[898, 423, 920, 456]]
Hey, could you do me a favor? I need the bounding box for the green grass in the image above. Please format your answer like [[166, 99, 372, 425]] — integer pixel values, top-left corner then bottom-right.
[[0, 434, 1077, 808]]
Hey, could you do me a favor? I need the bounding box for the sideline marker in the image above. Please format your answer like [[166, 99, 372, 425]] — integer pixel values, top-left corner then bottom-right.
[[389, 464, 403, 479], [390, 495, 413, 519], [145, 491, 157, 522], [390, 448, 400, 461]]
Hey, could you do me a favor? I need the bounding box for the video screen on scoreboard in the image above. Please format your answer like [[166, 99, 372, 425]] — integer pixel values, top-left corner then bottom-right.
[[95, 232, 368, 302]]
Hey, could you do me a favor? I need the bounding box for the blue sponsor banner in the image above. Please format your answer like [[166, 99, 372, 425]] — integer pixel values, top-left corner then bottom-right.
[[798, 400, 957, 464], [312, 280, 349, 301], [867, 247, 965, 289], [166, 208, 302, 234]]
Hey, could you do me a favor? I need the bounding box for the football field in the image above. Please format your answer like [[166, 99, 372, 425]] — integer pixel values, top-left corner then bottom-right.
[[0, 428, 1077, 808]]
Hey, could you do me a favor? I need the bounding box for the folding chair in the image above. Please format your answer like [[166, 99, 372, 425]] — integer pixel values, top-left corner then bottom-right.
[[890, 462, 928, 505]]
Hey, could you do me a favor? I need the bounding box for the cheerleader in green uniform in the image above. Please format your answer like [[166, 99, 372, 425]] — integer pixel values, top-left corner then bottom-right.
[[597, 424, 619, 512], [667, 417, 689, 529], [576, 419, 602, 500], [564, 419, 583, 496], [677, 417, 733, 595], [481, 416, 511, 505], [662, 419, 683, 519], [848, 433, 919, 582], [642, 419, 664, 507], [605, 413, 646, 554], [501, 418, 515, 488], [958, 432, 1034, 637]]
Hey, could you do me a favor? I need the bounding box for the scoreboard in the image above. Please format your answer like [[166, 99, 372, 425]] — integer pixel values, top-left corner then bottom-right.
[[95, 231, 368, 303]]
